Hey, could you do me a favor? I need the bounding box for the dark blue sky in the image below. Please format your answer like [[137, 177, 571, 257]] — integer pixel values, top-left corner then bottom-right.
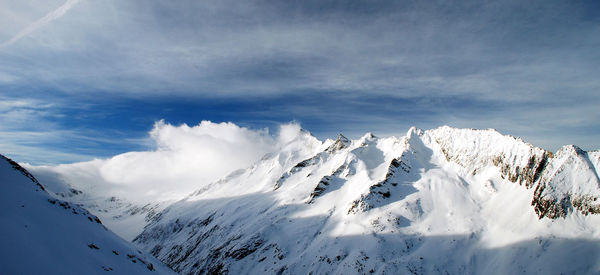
[[1, 0, 599, 164]]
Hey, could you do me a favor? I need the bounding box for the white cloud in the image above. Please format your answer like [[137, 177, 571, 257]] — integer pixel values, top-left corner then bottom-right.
[[26, 120, 309, 202]]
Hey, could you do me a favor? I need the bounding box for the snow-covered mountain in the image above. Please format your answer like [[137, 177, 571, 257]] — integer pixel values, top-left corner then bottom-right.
[[23, 160, 174, 241], [130, 126, 600, 274], [21, 121, 304, 242], [11, 125, 600, 274], [0, 154, 174, 274]]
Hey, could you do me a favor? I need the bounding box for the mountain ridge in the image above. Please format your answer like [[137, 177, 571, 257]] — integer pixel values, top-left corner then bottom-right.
[[128, 126, 600, 274], [8, 125, 600, 274], [0, 154, 174, 274]]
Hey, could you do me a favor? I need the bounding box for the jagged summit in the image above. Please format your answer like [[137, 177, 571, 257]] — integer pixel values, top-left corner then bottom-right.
[[13, 126, 599, 274], [325, 133, 351, 153], [406, 126, 423, 137], [533, 144, 600, 218], [424, 126, 600, 218], [127, 126, 600, 274]]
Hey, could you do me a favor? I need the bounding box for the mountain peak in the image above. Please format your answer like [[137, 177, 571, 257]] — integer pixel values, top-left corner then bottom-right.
[[336, 133, 349, 142], [362, 132, 375, 139], [556, 144, 586, 156], [130, 126, 600, 274], [13, 126, 600, 275], [406, 126, 423, 138], [326, 133, 351, 153]]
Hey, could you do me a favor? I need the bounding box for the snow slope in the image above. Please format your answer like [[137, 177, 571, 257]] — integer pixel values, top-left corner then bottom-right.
[[133, 126, 600, 274], [22, 123, 311, 241], [22, 160, 174, 241], [0, 154, 174, 274]]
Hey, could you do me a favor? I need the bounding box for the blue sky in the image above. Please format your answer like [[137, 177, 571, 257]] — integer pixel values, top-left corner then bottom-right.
[[1, 0, 599, 164]]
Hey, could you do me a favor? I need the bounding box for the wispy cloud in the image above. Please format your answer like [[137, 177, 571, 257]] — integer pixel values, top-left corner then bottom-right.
[[0, 0, 598, 163], [0, 94, 146, 164], [1, 0, 82, 47]]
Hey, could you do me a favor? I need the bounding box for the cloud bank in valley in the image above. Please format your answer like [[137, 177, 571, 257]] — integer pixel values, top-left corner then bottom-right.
[[26, 120, 310, 202]]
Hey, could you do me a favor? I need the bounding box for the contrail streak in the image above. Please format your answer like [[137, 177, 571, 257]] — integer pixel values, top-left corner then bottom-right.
[[1, 0, 82, 47]]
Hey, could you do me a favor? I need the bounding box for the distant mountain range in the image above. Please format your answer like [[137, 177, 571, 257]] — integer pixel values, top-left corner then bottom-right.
[[4, 126, 600, 274]]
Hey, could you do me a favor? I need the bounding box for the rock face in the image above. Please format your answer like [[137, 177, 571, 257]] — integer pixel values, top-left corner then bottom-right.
[[427, 126, 600, 219], [532, 145, 600, 218], [0, 154, 173, 274], [132, 126, 600, 274]]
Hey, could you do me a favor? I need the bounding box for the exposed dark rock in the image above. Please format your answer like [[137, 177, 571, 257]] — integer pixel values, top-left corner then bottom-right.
[[348, 154, 413, 214], [274, 154, 320, 190], [307, 164, 347, 203], [226, 238, 264, 260], [493, 152, 551, 189], [325, 134, 351, 153]]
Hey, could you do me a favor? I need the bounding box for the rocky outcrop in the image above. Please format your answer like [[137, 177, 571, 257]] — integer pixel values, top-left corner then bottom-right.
[[348, 156, 407, 214], [531, 145, 600, 218], [274, 155, 319, 190], [428, 126, 549, 188], [325, 134, 351, 153], [493, 151, 551, 188], [307, 163, 348, 203], [347, 131, 418, 215], [274, 134, 351, 190], [427, 127, 600, 219]]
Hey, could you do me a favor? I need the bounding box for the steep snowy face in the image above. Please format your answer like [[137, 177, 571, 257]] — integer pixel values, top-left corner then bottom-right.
[[9, 125, 597, 274], [133, 126, 600, 274], [0, 154, 173, 274], [533, 145, 600, 218], [425, 126, 600, 218], [23, 162, 171, 241], [133, 131, 422, 274], [426, 126, 549, 188], [22, 124, 320, 241], [347, 128, 429, 214], [185, 127, 324, 200]]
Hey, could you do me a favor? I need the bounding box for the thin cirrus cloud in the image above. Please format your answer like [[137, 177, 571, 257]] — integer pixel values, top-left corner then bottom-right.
[[1, 0, 597, 99], [0, 0, 599, 164], [0, 0, 81, 47]]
